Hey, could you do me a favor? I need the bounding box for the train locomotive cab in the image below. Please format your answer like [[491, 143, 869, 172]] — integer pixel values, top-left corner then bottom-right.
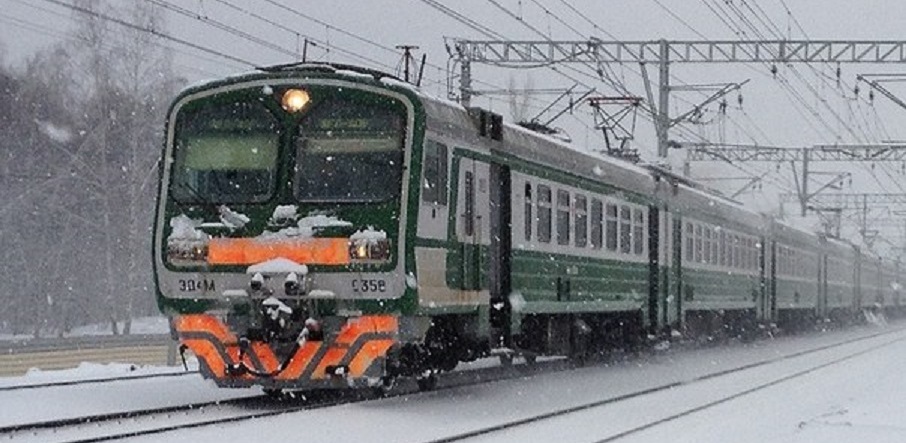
[[153, 67, 424, 390]]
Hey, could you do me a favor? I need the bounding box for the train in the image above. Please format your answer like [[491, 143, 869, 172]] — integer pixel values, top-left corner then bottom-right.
[[153, 62, 903, 394]]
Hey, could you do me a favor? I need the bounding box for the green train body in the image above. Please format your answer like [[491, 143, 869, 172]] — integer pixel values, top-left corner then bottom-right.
[[153, 63, 903, 391]]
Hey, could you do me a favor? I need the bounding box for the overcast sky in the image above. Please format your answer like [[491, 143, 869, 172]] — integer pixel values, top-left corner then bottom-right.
[[3, 0, 906, 252]]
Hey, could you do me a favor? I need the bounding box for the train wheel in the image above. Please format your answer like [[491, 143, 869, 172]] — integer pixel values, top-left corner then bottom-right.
[[416, 372, 438, 391], [372, 376, 397, 397]]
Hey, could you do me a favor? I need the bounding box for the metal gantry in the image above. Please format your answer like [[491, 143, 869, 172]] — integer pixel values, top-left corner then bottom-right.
[[449, 39, 906, 158], [683, 143, 906, 215]]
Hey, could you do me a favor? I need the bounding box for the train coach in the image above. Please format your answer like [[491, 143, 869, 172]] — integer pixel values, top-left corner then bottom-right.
[[153, 63, 903, 394]]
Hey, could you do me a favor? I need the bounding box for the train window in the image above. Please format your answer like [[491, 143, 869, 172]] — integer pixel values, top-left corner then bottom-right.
[[538, 185, 552, 243], [685, 222, 694, 262], [575, 195, 588, 248], [620, 205, 632, 254], [524, 183, 532, 242], [606, 204, 618, 251], [172, 101, 280, 203], [557, 190, 570, 246], [748, 239, 755, 270], [590, 199, 603, 249], [719, 231, 727, 267], [294, 96, 405, 202], [694, 224, 702, 263], [633, 210, 644, 255], [711, 230, 719, 265], [733, 236, 741, 269], [422, 140, 448, 205], [464, 171, 474, 236], [703, 227, 712, 264]]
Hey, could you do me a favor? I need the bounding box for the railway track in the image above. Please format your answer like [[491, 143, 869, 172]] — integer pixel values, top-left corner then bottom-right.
[[4, 324, 902, 443], [0, 354, 569, 443], [424, 325, 906, 443]]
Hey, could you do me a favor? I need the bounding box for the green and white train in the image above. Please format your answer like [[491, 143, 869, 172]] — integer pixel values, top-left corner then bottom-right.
[[153, 63, 903, 392]]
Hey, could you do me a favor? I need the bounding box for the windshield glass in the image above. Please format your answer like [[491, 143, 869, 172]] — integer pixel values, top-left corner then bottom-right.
[[171, 100, 279, 203], [294, 97, 405, 202]]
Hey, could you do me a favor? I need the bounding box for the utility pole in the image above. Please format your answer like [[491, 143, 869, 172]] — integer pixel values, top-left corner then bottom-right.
[[450, 39, 906, 158]]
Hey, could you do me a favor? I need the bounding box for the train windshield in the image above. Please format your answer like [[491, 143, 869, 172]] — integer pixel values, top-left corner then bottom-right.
[[170, 101, 280, 203], [294, 97, 405, 202]]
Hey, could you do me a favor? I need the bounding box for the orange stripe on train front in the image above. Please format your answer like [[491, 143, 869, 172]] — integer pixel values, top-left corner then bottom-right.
[[315, 315, 399, 378], [207, 237, 350, 265], [173, 314, 237, 344], [250, 342, 280, 373], [348, 339, 395, 376], [275, 341, 323, 380], [183, 338, 234, 379]]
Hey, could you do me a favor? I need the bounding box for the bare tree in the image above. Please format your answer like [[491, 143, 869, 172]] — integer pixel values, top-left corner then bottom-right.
[[0, 2, 180, 336]]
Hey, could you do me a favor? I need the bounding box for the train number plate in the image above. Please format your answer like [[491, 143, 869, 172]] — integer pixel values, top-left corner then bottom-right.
[[178, 279, 215, 292], [352, 279, 386, 293]]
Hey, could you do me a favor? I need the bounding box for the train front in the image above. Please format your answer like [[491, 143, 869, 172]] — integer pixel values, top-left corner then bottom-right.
[[152, 70, 417, 390]]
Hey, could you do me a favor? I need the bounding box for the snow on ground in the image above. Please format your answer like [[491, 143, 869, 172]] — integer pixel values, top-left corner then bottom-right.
[[0, 361, 193, 389], [0, 358, 259, 429], [111, 323, 906, 443], [0, 323, 902, 442]]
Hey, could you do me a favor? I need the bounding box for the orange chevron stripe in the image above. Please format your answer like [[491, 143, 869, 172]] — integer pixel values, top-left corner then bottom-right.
[[173, 314, 236, 344], [182, 338, 233, 378], [348, 339, 394, 376], [174, 314, 399, 383], [274, 341, 323, 380]]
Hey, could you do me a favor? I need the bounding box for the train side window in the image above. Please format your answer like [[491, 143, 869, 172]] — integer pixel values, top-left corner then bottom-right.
[[703, 227, 712, 264], [606, 203, 618, 251], [538, 185, 552, 243], [575, 195, 588, 248], [590, 199, 603, 249], [748, 239, 755, 270], [524, 183, 532, 242], [557, 190, 571, 245], [633, 209, 645, 255], [685, 222, 694, 262], [733, 235, 740, 269], [464, 171, 474, 236], [711, 230, 719, 265], [620, 205, 632, 254], [422, 140, 448, 205], [694, 224, 703, 263], [719, 231, 726, 267]]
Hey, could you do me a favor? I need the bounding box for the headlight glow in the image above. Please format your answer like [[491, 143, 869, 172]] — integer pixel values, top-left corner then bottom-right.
[[281, 88, 310, 113]]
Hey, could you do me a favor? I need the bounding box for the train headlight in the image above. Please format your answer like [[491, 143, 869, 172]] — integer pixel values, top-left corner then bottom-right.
[[348, 238, 392, 262], [281, 88, 310, 113], [167, 240, 209, 265]]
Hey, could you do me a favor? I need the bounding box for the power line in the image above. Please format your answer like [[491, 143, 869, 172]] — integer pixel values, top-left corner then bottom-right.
[[39, 0, 254, 66]]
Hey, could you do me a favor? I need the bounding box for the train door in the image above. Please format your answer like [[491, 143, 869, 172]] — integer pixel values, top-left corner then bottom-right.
[[647, 206, 660, 333], [817, 253, 828, 319], [456, 157, 488, 292], [756, 236, 770, 322], [670, 214, 684, 330], [768, 240, 778, 322], [489, 163, 512, 337]]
